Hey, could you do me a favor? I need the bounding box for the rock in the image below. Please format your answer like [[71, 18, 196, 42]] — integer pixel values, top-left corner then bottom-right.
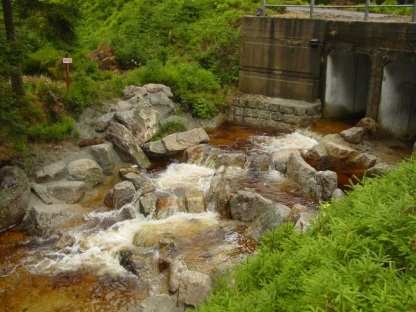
[[229, 190, 275, 222], [0, 166, 31, 231], [143, 140, 168, 157], [138, 294, 184, 312], [95, 112, 114, 132], [356, 117, 377, 134], [184, 189, 206, 213], [140, 192, 158, 216], [349, 153, 377, 169], [67, 159, 104, 187], [295, 211, 316, 232], [316, 170, 338, 201], [186, 144, 246, 169], [111, 100, 134, 112], [104, 189, 114, 208], [143, 83, 173, 97], [287, 153, 322, 200], [247, 203, 291, 241], [31, 183, 59, 205], [114, 110, 139, 133], [154, 193, 186, 219], [323, 140, 357, 161], [106, 121, 151, 169], [112, 181, 136, 209], [35, 161, 66, 183], [302, 144, 329, 171], [121, 172, 155, 195], [248, 153, 271, 172], [169, 260, 212, 307], [78, 137, 105, 148], [123, 85, 147, 100], [271, 150, 294, 173], [46, 181, 86, 204], [90, 143, 116, 175], [331, 188, 345, 200], [22, 201, 81, 236], [162, 128, 209, 154], [366, 162, 392, 177], [135, 108, 160, 144], [340, 127, 366, 144]]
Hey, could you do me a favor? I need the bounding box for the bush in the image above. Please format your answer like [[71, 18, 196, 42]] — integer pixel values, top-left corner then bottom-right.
[[24, 46, 63, 76], [198, 157, 416, 312], [27, 116, 76, 141], [152, 120, 187, 141]]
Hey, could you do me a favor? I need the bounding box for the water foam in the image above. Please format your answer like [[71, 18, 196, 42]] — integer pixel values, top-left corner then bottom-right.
[[155, 163, 215, 193], [254, 131, 318, 154]]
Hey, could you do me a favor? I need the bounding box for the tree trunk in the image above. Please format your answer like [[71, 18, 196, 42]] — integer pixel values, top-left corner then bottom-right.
[[2, 0, 24, 96]]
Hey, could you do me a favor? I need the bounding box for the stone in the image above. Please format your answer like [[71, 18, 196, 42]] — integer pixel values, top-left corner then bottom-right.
[[31, 183, 59, 205], [247, 203, 291, 241], [140, 192, 158, 216], [271, 150, 294, 173], [22, 201, 81, 236], [46, 181, 86, 204], [316, 170, 338, 201], [112, 181, 136, 209], [323, 140, 357, 162], [134, 107, 160, 144], [302, 144, 329, 171], [169, 260, 212, 307], [154, 193, 186, 220], [138, 294, 184, 312], [366, 162, 392, 177], [106, 121, 151, 169], [356, 117, 377, 134], [229, 190, 275, 222], [331, 188, 345, 200], [142, 140, 168, 156], [162, 128, 209, 154], [248, 153, 271, 172], [295, 211, 316, 232], [123, 85, 147, 100], [90, 143, 115, 175], [114, 110, 138, 132], [143, 83, 173, 97], [185, 189, 206, 213], [67, 159, 104, 187], [35, 161, 66, 183], [340, 127, 366, 144], [122, 172, 155, 194], [111, 100, 134, 112], [78, 138, 105, 148], [349, 153, 377, 169], [0, 166, 31, 231], [287, 153, 322, 200], [95, 112, 115, 132]]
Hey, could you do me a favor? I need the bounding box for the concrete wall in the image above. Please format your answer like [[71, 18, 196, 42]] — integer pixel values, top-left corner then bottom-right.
[[379, 59, 416, 138], [239, 16, 416, 137], [324, 52, 371, 118]]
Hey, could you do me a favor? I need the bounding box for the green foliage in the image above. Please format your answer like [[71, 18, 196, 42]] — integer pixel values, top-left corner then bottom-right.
[[24, 46, 63, 76], [152, 120, 187, 141], [27, 116, 75, 141], [198, 158, 416, 312]]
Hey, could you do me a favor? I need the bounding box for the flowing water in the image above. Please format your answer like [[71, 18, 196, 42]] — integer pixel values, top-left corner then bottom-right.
[[0, 121, 411, 312]]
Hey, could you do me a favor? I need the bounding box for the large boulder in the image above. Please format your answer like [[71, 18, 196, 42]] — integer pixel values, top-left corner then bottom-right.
[[67, 159, 104, 187], [21, 201, 81, 236], [356, 117, 377, 134], [120, 171, 155, 195], [229, 190, 275, 222], [140, 192, 158, 216], [90, 143, 116, 175], [46, 181, 86, 204], [340, 127, 366, 144], [184, 189, 206, 213], [154, 193, 186, 220], [169, 260, 212, 307], [112, 181, 136, 209], [35, 161, 66, 183], [186, 144, 246, 169], [162, 128, 209, 154], [246, 203, 291, 241], [0, 166, 31, 231], [138, 294, 184, 312], [106, 121, 151, 169], [287, 153, 337, 201]]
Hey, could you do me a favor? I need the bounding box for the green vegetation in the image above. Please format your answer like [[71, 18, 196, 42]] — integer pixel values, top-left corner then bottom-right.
[[198, 157, 416, 311], [152, 119, 187, 141]]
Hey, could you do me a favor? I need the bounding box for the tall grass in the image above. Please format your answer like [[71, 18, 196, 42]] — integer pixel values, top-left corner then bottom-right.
[[198, 157, 416, 312]]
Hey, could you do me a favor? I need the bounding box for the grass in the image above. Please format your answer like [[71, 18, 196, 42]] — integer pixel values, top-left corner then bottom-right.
[[198, 157, 416, 312]]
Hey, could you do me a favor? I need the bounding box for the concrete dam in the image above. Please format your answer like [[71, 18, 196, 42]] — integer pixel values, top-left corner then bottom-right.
[[231, 16, 416, 138]]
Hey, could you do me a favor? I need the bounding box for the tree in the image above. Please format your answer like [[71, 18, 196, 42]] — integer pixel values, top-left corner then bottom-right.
[[2, 0, 24, 97]]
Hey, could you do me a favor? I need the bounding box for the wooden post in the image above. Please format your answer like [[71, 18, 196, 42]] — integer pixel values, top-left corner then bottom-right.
[[62, 56, 73, 92]]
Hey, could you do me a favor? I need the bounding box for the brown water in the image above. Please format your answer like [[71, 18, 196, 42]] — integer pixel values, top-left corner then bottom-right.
[[0, 120, 411, 312]]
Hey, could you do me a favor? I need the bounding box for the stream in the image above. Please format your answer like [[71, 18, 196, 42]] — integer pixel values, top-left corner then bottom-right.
[[0, 121, 411, 312]]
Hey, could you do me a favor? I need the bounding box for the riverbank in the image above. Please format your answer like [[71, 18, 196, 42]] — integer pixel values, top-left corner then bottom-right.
[[198, 156, 416, 312]]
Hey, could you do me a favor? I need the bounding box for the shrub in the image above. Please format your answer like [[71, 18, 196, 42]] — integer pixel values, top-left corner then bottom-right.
[[27, 116, 76, 141], [24, 46, 63, 76], [152, 120, 187, 141]]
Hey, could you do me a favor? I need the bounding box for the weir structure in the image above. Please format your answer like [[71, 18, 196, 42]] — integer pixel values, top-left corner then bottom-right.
[[231, 15, 416, 138]]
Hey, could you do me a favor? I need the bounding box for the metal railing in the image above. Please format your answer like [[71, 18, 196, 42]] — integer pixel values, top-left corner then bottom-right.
[[259, 0, 416, 22]]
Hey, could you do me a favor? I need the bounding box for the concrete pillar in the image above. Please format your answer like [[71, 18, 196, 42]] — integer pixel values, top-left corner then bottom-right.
[[366, 53, 384, 120]]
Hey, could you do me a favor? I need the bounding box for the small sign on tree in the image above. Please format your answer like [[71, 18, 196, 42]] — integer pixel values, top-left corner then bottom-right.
[[62, 58, 73, 64], [62, 56, 72, 91]]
